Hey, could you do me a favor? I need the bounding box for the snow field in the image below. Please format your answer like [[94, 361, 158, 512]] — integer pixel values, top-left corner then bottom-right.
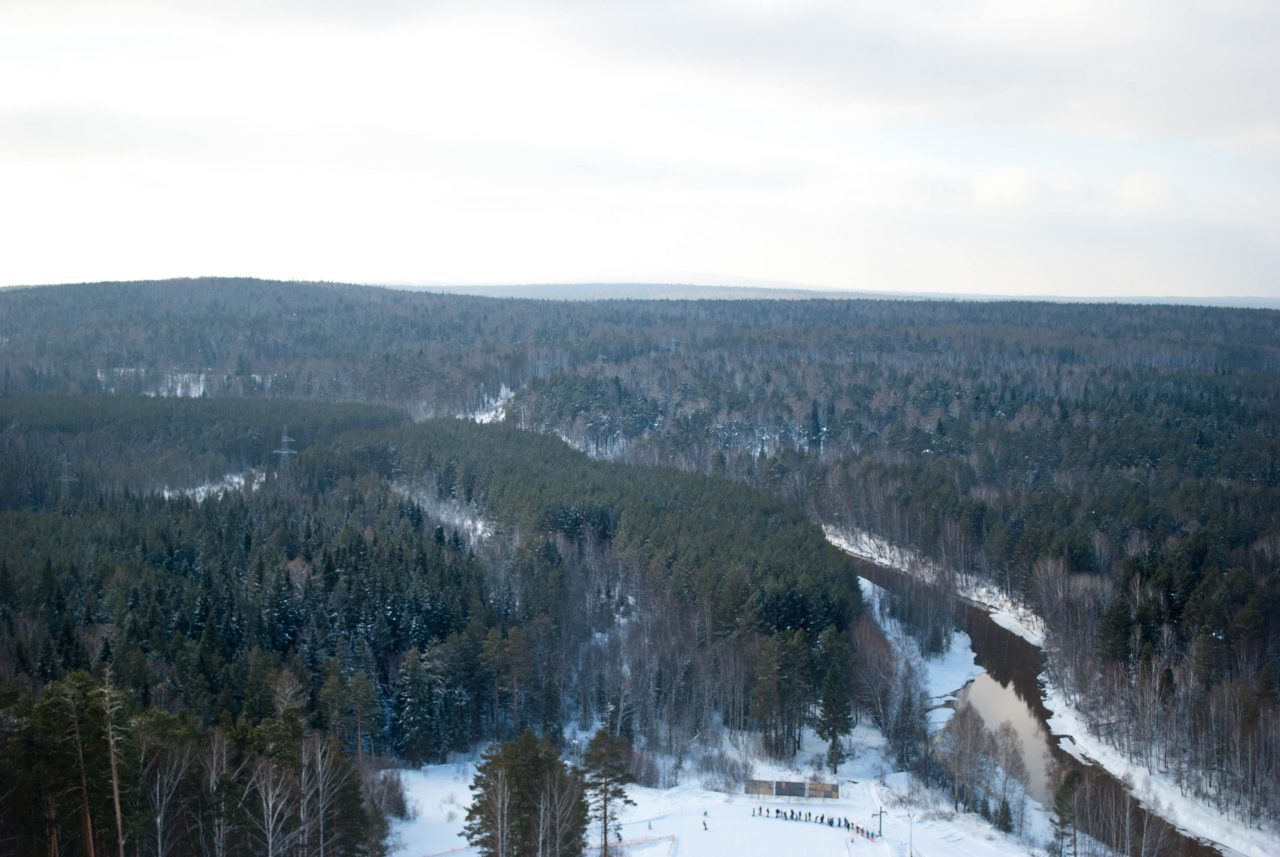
[[393, 737, 1054, 857]]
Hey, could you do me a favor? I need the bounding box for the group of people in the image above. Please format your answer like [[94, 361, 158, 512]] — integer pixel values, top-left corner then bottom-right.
[[750, 806, 878, 842]]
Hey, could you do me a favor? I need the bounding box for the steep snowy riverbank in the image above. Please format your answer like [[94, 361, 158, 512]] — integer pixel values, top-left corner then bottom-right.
[[825, 526, 1277, 857]]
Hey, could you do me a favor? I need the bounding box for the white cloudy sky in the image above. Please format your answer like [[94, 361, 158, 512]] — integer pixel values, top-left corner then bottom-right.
[[3, 0, 1278, 297]]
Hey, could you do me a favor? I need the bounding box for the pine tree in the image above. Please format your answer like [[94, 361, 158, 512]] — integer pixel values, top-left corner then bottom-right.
[[349, 671, 379, 769], [37, 672, 104, 857], [582, 729, 634, 857], [808, 400, 823, 452], [465, 741, 517, 857], [1098, 599, 1133, 665]]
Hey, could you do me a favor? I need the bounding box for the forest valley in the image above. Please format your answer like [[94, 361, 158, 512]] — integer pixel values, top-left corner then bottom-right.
[[1, 279, 1278, 856]]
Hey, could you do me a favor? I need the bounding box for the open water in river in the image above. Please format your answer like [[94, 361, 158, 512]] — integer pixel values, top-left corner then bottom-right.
[[853, 558, 1222, 857]]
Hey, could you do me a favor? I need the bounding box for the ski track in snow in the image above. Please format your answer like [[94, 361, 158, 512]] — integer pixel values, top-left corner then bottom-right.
[[825, 525, 1279, 857]]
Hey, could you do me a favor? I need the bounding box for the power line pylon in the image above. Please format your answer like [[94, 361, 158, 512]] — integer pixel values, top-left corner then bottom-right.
[[57, 454, 77, 502], [274, 426, 298, 468]]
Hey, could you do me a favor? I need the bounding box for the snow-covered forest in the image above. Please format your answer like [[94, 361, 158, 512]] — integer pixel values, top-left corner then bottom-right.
[[1, 279, 1277, 857]]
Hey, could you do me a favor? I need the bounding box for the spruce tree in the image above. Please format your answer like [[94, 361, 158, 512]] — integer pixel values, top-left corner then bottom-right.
[[394, 649, 432, 765], [465, 731, 585, 857], [1052, 769, 1082, 857], [815, 626, 854, 774], [995, 797, 1013, 833], [349, 671, 379, 769]]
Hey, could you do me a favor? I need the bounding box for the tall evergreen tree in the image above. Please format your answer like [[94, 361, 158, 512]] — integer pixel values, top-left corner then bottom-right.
[[815, 626, 854, 774], [582, 728, 634, 857], [393, 649, 433, 765], [1052, 769, 1083, 857]]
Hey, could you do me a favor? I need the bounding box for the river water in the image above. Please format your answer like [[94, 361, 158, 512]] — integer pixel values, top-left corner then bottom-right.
[[853, 558, 1222, 857]]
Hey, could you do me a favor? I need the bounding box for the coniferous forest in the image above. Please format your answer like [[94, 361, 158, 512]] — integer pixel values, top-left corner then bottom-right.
[[1, 278, 1279, 854], [0, 395, 866, 856]]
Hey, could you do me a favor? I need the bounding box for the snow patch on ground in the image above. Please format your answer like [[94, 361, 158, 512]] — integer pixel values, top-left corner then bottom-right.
[[552, 428, 634, 462], [961, 581, 1046, 648], [1042, 681, 1277, 857], [461, 385, 514, 424], [145, 371, 210, 398], [392, 483, 494, 544], [96, 367, 145, 393], [825, 527, 1045, 647], [160, 469, 262, 502], [392, 762, 475, 857]]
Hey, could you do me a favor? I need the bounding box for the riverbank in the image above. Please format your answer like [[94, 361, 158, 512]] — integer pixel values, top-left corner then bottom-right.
[[822, 527, 1045, 646], [825, 525, 1278, 857], [1043, 682, 1274, 857]]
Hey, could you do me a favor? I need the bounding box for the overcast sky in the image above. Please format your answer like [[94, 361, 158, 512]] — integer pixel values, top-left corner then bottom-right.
[[3, 0, 1278, 298]]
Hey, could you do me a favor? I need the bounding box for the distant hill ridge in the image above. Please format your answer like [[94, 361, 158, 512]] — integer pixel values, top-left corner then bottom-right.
[[399, 280, 1280, 309]]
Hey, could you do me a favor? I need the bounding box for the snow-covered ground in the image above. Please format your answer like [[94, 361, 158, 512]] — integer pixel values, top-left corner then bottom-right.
[[146, 370, 211, 398], [392, 724, 1056, 857], [160, 469, 262, 502], [391, 483, 494, 545], [461, 385, 514, 425], [390, 572, 1049, 857], [858, 577, 981, 731], [382, 522, 1275, 857]]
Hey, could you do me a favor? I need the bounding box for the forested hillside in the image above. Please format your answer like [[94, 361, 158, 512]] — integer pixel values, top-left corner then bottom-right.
[[0, 396, 871, 856], [2, 278, 1279, 829]]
